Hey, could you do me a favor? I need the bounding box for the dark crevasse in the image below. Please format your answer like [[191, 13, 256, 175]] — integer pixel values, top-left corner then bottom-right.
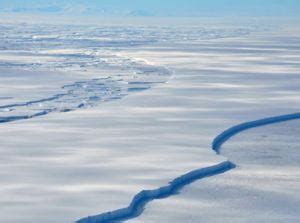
[[0, 65, 171, 124], [77, 112, 300, 223]]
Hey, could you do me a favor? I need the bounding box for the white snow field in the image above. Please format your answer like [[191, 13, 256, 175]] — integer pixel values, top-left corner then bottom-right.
[[0, 19, 299, 223]]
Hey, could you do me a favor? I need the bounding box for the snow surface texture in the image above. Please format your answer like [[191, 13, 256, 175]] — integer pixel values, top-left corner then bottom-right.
[[0, 23, 172, 120], [77, 115, 300, 223], [0, 23, 250, 121], [0, 20, 299, 223], [77, 111, 300, 222], [77, 161, 235, 223]]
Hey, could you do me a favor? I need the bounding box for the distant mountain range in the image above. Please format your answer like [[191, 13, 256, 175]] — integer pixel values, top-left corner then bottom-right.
[[0, 0, 299, 17], [0, 5, 160, 17]]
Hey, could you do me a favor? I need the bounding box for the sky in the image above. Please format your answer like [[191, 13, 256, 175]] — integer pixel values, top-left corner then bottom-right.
[[0, 0, 300, 17]]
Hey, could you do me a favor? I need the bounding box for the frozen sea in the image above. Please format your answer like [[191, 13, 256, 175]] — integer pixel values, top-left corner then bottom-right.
[[0, 18, 299, 223]]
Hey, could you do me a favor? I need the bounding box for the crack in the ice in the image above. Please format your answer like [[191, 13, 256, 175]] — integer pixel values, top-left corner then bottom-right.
[[77, 161, 235, 223], [77, 112, 300, 223], [0, 71, 170, 123], [213, 112, 300, 154], [0, 93, 68, 110]]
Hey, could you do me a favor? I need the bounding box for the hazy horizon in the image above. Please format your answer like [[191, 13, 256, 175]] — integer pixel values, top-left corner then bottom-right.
[[0, 0, 300, 17]]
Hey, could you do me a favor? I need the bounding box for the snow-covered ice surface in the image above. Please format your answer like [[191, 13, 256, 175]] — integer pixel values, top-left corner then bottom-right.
[[0, 19, 299, 223], [0, 23, 172, 120]]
